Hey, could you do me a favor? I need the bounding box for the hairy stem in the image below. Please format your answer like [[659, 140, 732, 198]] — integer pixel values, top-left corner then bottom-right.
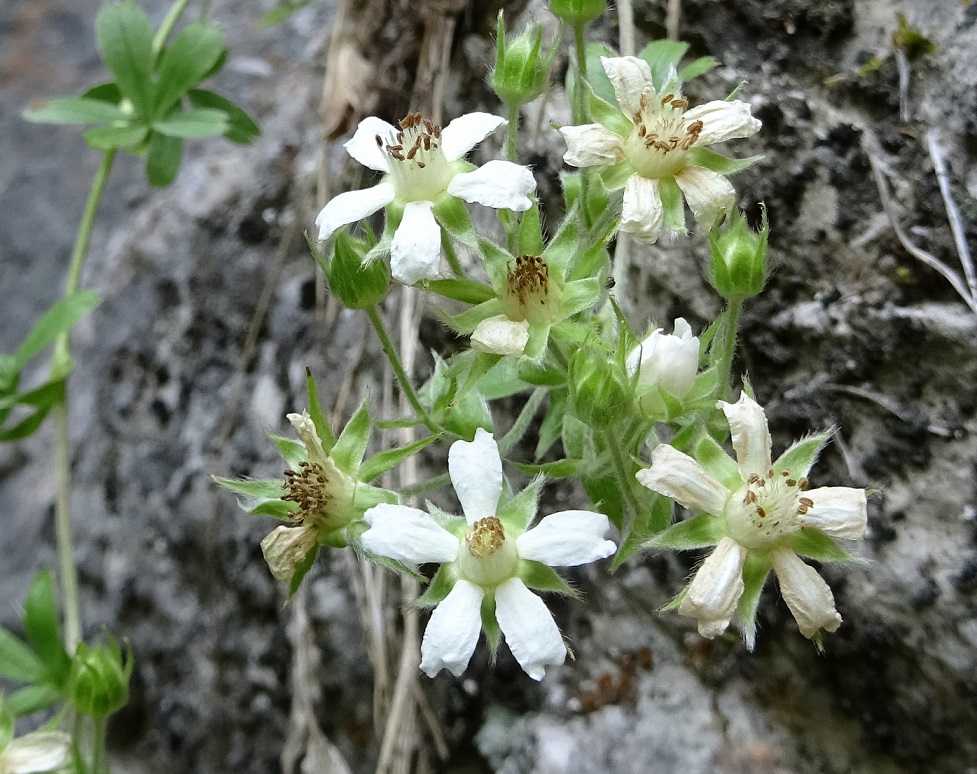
[[715, 299, 743, 399]]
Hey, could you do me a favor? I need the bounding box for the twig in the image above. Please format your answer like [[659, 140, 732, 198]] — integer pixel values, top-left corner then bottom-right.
[[666, 0, 681, 41], [895, 49, 911, 123], [617, 0, 635, 56]]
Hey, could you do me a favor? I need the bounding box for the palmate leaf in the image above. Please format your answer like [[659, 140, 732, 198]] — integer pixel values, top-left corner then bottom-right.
[[153, 20, 225, 117], [96, 0, 155, 118]]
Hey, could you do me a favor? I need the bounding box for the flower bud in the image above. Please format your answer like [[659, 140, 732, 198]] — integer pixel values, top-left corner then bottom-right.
[[626, 318, 700, 416], [491, 13, 555, 106], [67, 640, 131, 719], [323, 231, 390, 309], [707, 207, 768, 301], [568, 348, 628, 426], [548, 0, 606, 25]]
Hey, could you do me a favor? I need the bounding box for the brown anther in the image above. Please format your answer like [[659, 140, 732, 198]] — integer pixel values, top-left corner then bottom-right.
[[375, 134, 383, 147], [781, 471, 790, 477], [799, 497, 814, 508], [671, 98, 689, 109], [661, 93, 674, 104], [748, 474, 760, 484], [640, 93, 649, 108], [281, 461, 332, 522], [745, 490, 757, 504], [797, 505, 809, 515], [406, 145, 418, 160], [417, 161, 426, 168], [756, 506, 766, 518], [798, 477, 809, 490], [466, 516, 506, 558], [688, 120, 704, 134], [787, 479, 797, 487], [767, 469, 775, 479], [508, 254, 549, 303], [638, 125, 647, 138]]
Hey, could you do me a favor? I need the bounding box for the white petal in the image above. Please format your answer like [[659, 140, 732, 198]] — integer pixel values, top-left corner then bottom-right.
[[447, 160, 535, 212], [495, 577, 566, 680], [675, 165, 735, 229], [800, 487, 868, 540], [559, 124, 627, 167], [682, 99, 761, 146], [636, 444, 729, 515], [621, 174, 664, 243], [626, 319, 700, 399], [343, 116, 395, 172], [718, 393, 772, 481], [517, 511, 615, 566], [625, 327, 663, 375], [0, 731, 71, 773], [448, 428, 503, 525], [315, 182, 395, 240], [362, 503, 459, 564], [673, 317, 693, 338], [420, 580, 484, 677], [770, 547, 842, 639], [601, 55, 653, 117], [678, 537, 747, 639], [440, 112, 506, 162], [471, 315, 529, 356], [390, 201, 441, 284]]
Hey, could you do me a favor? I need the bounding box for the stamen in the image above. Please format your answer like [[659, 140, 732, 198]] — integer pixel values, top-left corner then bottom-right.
[[798, 477, 809, 490], [282, 461, 333, 522], [466, 516, 506, 558]]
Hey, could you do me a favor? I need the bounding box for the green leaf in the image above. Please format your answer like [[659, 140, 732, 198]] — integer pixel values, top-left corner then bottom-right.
[[773, 429, 834, 478], [82, 81, 124, 104], [498, 388, 547, 457], [786, 530, 862, 564], [645, 513, 725, 550], [96, 0, 155, 117], [0, 629, 44, 683], [422, 278, 495, 305], [304, 368, 335, 450], [358, 435, 439, 483], [685, 147, 763, 176], [268, 433, 306, 468], [24, 97, 129, 126], [518, 560, 579, 599], [261, 0, 315, 25], [476, 357, 530, 400], [535, 390, 566, 459], [737, 553, 771, 650], [14, 291, 100, 370], [24, 572, 70, 686], [414, 565, 456, 608], [186, 89, 260, 145], [693, 434, 741, 491], [146, 132, 182, 187], [497, 477, 543, 534], [678, 55, 719, 81], [512, 458, 578, 478], [211, 475, 284, 500], [638, 40, 689, 90], [248, 499, 297, 519], [152, 108, 228, 138], [331, 395, 372, 473], [659, 176, 686, 234], [84, 124, 149, 150], [559, 278, 601, 319], [154, 21, 226, 116], [7, 683, 61, 717]]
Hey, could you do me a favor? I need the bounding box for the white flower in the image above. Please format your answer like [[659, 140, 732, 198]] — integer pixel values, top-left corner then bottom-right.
[[637, 393, 866, 646], [0, 732, 71, 774], [316, 112, 536, 285], [560, 56, 761, 243], [362, 429, 615, 679], [626, 317, 700, 413]]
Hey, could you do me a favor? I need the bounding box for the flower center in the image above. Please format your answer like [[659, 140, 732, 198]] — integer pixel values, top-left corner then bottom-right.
[[458, 516, 519, 587], [725, 469, 812, 550], [623, 92, 703, 180], [503, 255, 562, 325], [282, 462, 333, 524], [376, 112, 454, 202]]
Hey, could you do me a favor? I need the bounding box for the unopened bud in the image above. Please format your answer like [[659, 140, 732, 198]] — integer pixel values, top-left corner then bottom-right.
[[67, 640, 131, 719], [707, 207, 768, 301], [322, 231, 390, 309], [568, 348, 627, 426], [548, 0, 606, 25], [491, 13, 556, 106]]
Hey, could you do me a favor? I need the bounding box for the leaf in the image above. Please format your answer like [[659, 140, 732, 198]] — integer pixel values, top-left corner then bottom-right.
[[96, 0, 155, 117], [518, 560, 579, 599], [645, 513, 725, 550], [737, 553, 771, 650], [498, 388, 547, 458], [261, 0, 316, 26], [511, 458, 578, 478], [24, 97, 129, 126], [24, 572, 70, 685], [422, 278, 495, 305], [6, 684, 62, 717], [14, 291, 100, 370], [154, 21, 226, 116], [679, 55, 719, 81], [0, 694, 12, 750], [304, 368, 335, 450], [685, 147, 763, 176], [786, 530, 863, 564], [186, 89, 260, 145], [0, 380, 65, 442], [84, 124, 149, 150], [638, 40, 689, 91], [0, 629, 44, 682], [145, 132, 182, 187], [358, 435, 439, 483], [82, 81, 124, 104], [773, 429, 834, 478], [535, 390, 566, 459], [331, 395, 372, 473], [211, 475, 285, 500], [584, 42, 617, 106], [152, 108, 228, 138]]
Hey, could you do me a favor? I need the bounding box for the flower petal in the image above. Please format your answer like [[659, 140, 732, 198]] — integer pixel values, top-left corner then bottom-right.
[[448, 428, 503, 525], [495, 577, 566, 680], [675, 165, 735, 229], [770, 546, 842, 639], [559, 124, 627, 167], [390, 200, 441, 284], [420, 579, 485, 677], [517, 511, 616, 566], [0, 731, 72, 774], [362, 503, 459, 564], [601, 55, 653, 117], [682, 99, 761, 146], [636, 443, 729, 515], [800, 487, 868, 540], [315, 182, 395, 240], [621, 174, 664, 243], [343, 116, 395, 172], [678, 537, 747, 638], [440, 112, 506, 162], [260, 525, 319, 583], [718, 392, 772, 481], [447, 160, 535, 212], [626, 318, 700, 399], [287, 411, 327, 463], [471, 315, 529, 356]]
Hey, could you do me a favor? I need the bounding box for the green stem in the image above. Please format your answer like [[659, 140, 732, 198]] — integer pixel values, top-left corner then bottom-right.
[[572, 23, 588, 124], [603, 426, 643, 524], [365, 306, 438, 434], [152, 0, 192, 60], [715, 299, 743, 399], [441, 236, 464, 278], [505, 101, 519, 163], [65, 151, 116, 296], [91, 717, 106, 774]]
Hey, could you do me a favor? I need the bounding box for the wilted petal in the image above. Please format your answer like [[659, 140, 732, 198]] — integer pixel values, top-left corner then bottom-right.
[[621, 174, 664, 243], [601, 55, 653, 117], [770, 546, 842, 638], [682, 99, 761, 146], [517, 510, 616, 566], [287, 411, 327, 463], [719, 393, 772, 481], [676, 165, 735, 229], [449, 428, 503, 525], [440, 112, 507, 162], [390, 200, 441, 284], [362, 503, 459, 564], [420, 580, 484, 677], [471, 315, 529, 356], [678, 537, 747, 638], [261, 525, 319, 583], [0, 731, 72, 774], [447, 160, 535, 212], [560, 124, 627, 167], [315, 182, 395, 240], [495, 577, 566, 680], [637, 444, 729, 515], [343, 116, 396, 172], [800, 487, 868, 540]]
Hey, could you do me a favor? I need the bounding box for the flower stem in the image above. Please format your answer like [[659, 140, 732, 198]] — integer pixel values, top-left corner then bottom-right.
[[603, 426, 643, 527], [91, 717, 106, 774], [65, 151, 116, 296], [572, 22, 593, 230], [505, 102, 519, 163], [152, 0, 192, 60], [365, 305, 438, 434], [714, 299, 743, 399], [441, 235, 464, 278]]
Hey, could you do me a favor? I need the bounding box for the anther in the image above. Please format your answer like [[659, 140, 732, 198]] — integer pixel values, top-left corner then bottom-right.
[[798, 477, 809, 490]]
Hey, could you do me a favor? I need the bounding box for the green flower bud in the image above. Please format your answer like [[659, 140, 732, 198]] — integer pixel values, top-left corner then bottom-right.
[[707, 207, 769, 301], [491, 13, 556, 106], [548, 0, 606, 25], [568, 348, 628, 426], [323, 231, 390, 310], [67, 639, 132, 719]]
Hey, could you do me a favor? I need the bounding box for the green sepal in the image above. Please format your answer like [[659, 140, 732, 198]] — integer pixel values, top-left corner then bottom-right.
[[153, 20, 225, 117], [304, 368, 336, 450], [248, 499, 297, 519], [331, 394, 372, 473], [523, 324, 551, 360], [318, 527, 349, 549], [587, 88, 631, 139], [6, 684, 61, 717], [285, 545, 318, 601], [661, 585, 689, 612], [96, 0, 155, 118], [497, 476, 543, 535], [440, 298, 502, 335], [511, 458, 578, 478], [682, 366, 720, 406], [351, 484, 397, 512], [584, 42, 617, 106], [535, 389, 566, 459], [637, 40, 688, 91], [145, 132, 182, 187], [358, 435, 439, 483], [433, 194, 477, 251], [598, 162, 631, 193], [480, 593, 500, 659], [476, 358, 530, 400], [24, 97, 129, 125], [686, 147, 762, 176], [0, 694, 12, 750], [152, 108, 228, 138], [0, 629, 44, 683], [659, 176, 686, 234], [694, 434, 741, 491], [186, 89, 260, 144], [737, 553, 771, 651], [549, 321, 592, 347], [24, 572, 71, 686], [84, 124, 149, 151], [13, 291, 100, 371], [423, 278, 495, 305], [516, 360, 565, 388], [679, 56, 720, 81], [414, 565, 457, 608], [645, 513, 725, 550], [559, 278, 601, 318], [567, 239, 610, 283], [519, 202, 545, 256], [786, 531, 864, 564], [561, 412, 587, 459], [518, 560, 579, 599], [268, 434, 306, 468], [210, 476, 285, 501], [773, 429, 834, 478], [478, 237, 515, 292]]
